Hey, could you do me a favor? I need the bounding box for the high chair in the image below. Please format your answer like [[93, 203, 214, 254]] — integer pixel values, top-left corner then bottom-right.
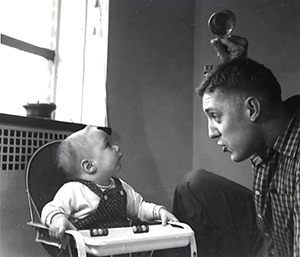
[[26, 139, 198, 257]]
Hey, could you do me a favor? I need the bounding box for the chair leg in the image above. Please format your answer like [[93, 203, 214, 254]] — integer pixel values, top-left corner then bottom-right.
[[189, 236, 197, 257]]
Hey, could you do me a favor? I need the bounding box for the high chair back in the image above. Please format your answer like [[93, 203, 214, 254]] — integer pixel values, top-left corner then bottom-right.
[[26, 140, 74, 257], [26, 140, 65, 222]]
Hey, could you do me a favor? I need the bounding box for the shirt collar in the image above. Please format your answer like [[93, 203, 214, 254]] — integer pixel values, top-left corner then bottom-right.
[[250, 147, 273, 167]]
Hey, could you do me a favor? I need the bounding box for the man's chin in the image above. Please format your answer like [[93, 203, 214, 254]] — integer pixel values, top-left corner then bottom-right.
[[230, 153, 248, 163], [230, 153, 242, 163]]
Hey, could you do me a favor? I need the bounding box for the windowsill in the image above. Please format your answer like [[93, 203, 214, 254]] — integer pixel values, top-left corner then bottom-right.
[[0, 113, 111, 134]]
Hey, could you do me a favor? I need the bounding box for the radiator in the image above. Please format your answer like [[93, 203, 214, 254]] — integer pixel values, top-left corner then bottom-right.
[[0, 113, 88, 172]]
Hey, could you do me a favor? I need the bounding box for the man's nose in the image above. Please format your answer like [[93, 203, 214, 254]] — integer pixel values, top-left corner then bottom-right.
[[208, 123, 220, 139]]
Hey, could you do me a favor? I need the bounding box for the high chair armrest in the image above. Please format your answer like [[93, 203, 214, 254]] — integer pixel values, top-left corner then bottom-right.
[[27, 221, 87, 257], [27, 222, 67, 247], [27, 221, 64, 248], [27, 221, 49, 229]]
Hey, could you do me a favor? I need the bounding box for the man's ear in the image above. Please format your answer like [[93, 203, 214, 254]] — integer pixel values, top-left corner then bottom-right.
[[245, 96, 260, 122], [80, 159, 97, 173]]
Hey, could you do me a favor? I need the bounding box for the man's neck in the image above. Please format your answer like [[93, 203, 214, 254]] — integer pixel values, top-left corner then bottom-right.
[[263, 103, 293, 147]]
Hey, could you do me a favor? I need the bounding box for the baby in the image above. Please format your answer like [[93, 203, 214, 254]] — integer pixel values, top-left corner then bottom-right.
[[41, 125, 178, 240]]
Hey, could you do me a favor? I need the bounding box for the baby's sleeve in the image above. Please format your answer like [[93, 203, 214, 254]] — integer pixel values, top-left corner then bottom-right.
[[41, 183, 75, 226], [121, 180, 165, 222]]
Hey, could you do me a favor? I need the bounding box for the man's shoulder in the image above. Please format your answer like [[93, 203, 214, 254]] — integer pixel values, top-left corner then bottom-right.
[[287, 96, 300, 158], [274, 95, 300, 160], [284, 95, 300, 114]]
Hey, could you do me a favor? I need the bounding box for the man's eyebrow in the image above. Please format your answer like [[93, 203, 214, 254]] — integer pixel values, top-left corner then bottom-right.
[[204, 107, 215, 113]]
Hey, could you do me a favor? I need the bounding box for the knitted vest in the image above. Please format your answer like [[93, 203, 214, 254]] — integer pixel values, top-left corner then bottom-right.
[[72, 177, 129, 230]]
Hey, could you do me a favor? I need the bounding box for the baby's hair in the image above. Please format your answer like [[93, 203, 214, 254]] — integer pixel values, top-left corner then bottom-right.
[[56, 128, 91, 179]]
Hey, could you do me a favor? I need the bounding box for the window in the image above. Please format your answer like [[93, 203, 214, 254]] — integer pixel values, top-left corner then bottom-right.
[[0, 0, 109, 126]]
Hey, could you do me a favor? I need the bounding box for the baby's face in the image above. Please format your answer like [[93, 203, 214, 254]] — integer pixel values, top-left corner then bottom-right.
[[85, 127, 123, 180]]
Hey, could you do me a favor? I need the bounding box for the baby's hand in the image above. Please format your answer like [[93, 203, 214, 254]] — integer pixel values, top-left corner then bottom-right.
[[49, 213, 77, 241], [159, 208, 179, 226]]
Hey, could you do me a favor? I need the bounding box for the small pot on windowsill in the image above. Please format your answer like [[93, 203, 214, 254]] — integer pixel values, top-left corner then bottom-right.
[[23, 102, 56, 119]]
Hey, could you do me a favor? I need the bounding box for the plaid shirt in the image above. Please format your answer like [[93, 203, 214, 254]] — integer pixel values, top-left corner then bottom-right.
[[250, 96, 300, 257]]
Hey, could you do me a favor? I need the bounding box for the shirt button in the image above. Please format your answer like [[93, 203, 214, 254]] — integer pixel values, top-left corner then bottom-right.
[[264, 233, 269, 237], [257, 214, 262, 219], [255, 190, 261, 196], [104, 195, 108, 200]]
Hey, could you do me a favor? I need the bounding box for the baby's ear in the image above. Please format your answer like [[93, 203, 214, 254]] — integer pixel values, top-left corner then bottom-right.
[[80, 159, 97, 173]]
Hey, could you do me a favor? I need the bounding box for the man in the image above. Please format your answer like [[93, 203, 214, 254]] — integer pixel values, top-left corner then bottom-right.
[[173, 36, 300, 256]]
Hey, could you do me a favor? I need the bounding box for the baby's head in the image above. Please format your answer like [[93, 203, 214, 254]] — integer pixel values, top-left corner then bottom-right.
[[56, 126, 122, 182]]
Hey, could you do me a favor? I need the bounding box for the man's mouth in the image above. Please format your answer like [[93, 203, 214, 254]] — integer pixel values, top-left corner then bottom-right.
[[222, 146, 228, 152]]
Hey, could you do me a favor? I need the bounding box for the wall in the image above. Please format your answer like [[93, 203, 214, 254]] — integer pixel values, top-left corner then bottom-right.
[[193, 0, 300, 189], [106, 0, 195, 210]]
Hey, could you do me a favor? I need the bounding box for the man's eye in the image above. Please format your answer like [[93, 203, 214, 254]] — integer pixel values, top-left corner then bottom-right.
[[211, 113, 221, 122]]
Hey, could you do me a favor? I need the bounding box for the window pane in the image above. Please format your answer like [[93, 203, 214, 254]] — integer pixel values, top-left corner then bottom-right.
[[1, 0, 56, 49], [0, 0, 108, 126], [0, 44, 52, 116]]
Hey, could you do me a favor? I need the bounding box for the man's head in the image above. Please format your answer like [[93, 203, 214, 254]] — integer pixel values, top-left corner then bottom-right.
[[197, 58, 282, 102], [196, 58, 282, 162], [56, 126, 122, 182]]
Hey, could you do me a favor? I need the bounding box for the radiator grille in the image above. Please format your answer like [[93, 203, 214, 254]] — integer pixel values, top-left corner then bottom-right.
[[0, 124, 70, 171]]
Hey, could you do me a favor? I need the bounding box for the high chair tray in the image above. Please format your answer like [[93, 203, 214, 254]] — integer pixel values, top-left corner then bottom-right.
[[28, 222, 196, 256], [80, 222, 194, 256]]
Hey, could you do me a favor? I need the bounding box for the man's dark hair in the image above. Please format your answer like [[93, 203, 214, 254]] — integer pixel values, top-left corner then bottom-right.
[[196, 58, 282, 103]]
